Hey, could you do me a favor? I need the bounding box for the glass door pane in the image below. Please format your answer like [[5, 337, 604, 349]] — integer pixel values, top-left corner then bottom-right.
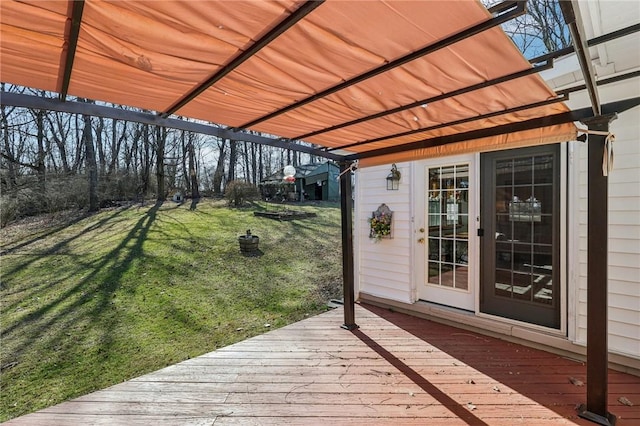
[[481, 146, 560, 329], [427, 164, 469, 291]]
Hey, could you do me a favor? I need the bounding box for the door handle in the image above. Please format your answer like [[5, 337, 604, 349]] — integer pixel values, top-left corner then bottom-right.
[[418, 238, 425, 244]]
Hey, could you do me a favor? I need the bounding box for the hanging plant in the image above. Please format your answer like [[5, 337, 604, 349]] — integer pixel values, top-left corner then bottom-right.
[[369, 204, 393, 240]]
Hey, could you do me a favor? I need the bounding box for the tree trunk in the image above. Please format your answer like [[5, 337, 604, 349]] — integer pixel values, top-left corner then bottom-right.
[[181, 130, 190, 193], [243, 141, 250, 183], [188, 132, 200, 199], [140, 124, 150, 200], [108, 119, 126, 176], [212, 138, 226, 195], [155, 126, 166, 201], [0, 87, 18, 189], [258, 144, 264, 183], [227, 139, 236, 183], [82, 111, 99, 212], [95, 116, 106, 176], [44, 112, 72, 175], [251, 142, 257, 185], [35, 109, 47, 193], [73, 114, 84, 174]]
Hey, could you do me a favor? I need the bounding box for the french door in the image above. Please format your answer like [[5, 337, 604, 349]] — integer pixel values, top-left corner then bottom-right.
[[417, 158, 476, 311], [480, 145, 560, 329]]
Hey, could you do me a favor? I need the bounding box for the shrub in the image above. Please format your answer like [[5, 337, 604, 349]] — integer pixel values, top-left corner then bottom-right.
[[99, 173, 139, 204], [0, 196, 19, 228], [0, 184, 47, 228], [45, 175, 88, 212], [224, 180, 259, 207]]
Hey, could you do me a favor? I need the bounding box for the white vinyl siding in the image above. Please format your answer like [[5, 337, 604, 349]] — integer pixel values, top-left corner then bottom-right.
[[574, 105, 640, 360], [355, 163, 414, 303]]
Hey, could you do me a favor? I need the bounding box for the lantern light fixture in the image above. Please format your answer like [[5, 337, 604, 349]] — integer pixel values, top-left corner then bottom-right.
[[386, 164, 401, 190]]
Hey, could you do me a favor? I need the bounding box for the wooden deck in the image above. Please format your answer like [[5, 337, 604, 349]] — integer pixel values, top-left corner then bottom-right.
[[5, 303, 639, 425]]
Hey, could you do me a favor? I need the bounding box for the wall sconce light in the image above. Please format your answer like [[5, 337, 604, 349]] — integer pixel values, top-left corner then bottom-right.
[[386, 164, 401, 190]]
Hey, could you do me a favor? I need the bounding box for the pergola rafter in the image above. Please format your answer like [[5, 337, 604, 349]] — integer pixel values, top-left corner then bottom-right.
[[161, 0, 325, 117], [235, 0, 526, 131], [58, 0, 84, 100], [296, 60, 556, 143], [297, 24, 639, 149]]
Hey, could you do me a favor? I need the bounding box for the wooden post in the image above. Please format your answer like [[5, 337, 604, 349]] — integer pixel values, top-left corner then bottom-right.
[[339, 161, 357, 330], [579, 114, 617, 426]]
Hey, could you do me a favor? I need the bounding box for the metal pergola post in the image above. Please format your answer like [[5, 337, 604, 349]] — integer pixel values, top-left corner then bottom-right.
[[578, 115, 617, 426], [339, 161, 358, 330], [559, 2, 619, 424]]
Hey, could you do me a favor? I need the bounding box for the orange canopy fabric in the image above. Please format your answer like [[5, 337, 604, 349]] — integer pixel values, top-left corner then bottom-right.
[[0, 0, 576, 165]]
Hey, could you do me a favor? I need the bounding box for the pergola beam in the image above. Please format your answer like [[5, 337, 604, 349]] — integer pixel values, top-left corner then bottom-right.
[[529, 22, 640, 65], [558, 70, 640, 97], [344, 97, 640, 161], [329, 94, 567, 152], [559, 0, 601, 116], [0, 92, 344, 161]]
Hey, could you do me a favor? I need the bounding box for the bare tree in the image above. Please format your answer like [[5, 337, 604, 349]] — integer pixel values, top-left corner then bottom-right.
[[258, 144, 264, 183], [227, 138, 237, 183], [242, 141, 251, 183], [155, 126, 167, 201], [94, 116, 107, 176], [139, 123, 152, 199], [179, 129, 189, 194], [28, 108, 48, 193], [72, 113, 84, 174], [44, 111, 73, 175], [212, 138, 226, 195], [187, 132, 200, 199], [108, 118, 127, 176], [484, 0, 570, 57], [79, 100, 99, 212], [0, 84, 24, 190]]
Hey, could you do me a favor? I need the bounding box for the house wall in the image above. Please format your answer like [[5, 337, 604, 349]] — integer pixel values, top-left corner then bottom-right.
[[355, 163, 414, 303], [353, 0, 639, 373], [570, 79, 640, 359], [354, 80, 640, 366]]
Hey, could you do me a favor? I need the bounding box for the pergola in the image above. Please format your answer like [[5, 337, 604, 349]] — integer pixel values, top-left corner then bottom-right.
[[1, 1, 638, 424]]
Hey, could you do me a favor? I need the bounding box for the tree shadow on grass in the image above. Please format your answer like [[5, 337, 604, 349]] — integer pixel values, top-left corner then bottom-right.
[[0, 207, 130, 256], [2, 201, 164, 365], [0, 207, 136, 309]]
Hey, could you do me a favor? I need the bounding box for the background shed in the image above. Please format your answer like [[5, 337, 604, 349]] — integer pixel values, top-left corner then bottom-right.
[[260, 162, 339, 202]]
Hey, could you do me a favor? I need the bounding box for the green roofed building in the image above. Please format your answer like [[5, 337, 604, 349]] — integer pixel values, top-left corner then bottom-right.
[[260, 162, 340, 202]]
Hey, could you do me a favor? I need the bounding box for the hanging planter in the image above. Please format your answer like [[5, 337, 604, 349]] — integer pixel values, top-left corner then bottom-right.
[[369, 204, 393, 240]]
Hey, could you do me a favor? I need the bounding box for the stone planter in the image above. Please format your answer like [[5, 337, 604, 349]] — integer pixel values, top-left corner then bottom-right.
[[238, 230, 259, 253]]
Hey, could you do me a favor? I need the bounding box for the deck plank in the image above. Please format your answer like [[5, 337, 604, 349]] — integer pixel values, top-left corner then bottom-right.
[[5, 303, 639, 425]]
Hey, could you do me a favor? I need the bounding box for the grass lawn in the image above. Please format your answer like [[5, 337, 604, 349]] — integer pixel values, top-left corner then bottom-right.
[[0, 199, 344, 421]]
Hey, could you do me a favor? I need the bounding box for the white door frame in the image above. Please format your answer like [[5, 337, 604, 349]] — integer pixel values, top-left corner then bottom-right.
[[413, 154, 479, 312]]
